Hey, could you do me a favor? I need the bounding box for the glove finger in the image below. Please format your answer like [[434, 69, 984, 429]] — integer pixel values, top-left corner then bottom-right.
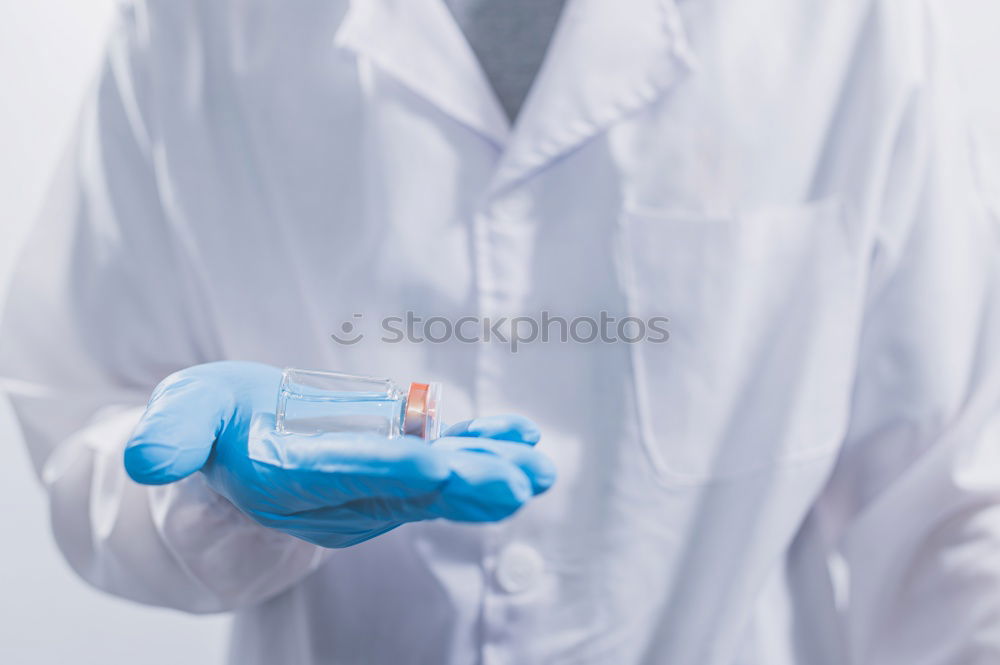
[[242, 415, 452, 512], [287, 522, 403, 549], [285, 522, 402, 549], [250, 503, 409, 548], [425, 449, 534, 522], [252, 492, 456, 547], [442, 414, 541, 444], [251, 445, 539, 527], [124, 371, 232, 485], [433, 437, 556, 494]]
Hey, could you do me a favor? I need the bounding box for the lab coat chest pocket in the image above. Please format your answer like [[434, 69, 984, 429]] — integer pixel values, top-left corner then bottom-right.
[[618, 198, 861, 482]]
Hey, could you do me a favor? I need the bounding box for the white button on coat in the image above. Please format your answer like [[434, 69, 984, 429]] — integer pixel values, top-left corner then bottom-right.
[[495, 543, 544, 594]]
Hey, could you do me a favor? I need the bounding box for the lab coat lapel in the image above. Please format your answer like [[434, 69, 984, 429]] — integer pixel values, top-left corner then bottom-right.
[[334, 0, 510, 147], [489, 0, 697, 196]]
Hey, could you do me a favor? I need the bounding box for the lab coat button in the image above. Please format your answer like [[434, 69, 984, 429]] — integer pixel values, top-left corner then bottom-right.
[[495, 543, 544, 593]]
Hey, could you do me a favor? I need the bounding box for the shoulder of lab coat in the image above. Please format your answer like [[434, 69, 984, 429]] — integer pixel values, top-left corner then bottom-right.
[[810, 2, 1000, 662], [0, 6, 327, 613]]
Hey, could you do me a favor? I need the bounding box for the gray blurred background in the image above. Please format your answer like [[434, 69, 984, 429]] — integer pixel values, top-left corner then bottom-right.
[[0, 1, 996, 663]]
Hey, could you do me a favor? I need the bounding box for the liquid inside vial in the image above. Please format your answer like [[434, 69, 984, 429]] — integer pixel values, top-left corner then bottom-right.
[[276, 370, 404, 437]]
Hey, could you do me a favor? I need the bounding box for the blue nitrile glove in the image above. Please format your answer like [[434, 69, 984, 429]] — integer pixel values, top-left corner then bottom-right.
[[124, 362, 555, 548]]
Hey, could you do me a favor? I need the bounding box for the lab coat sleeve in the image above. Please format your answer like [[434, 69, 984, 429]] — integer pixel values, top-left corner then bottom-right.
[[817, 4, 1000, 662], [0, 6, 327, 613]]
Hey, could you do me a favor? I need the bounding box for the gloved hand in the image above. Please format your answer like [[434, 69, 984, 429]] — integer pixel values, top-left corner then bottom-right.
[[124, 361, 555, 548]]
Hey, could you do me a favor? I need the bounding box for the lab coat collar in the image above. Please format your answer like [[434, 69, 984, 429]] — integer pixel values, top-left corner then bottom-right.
[[334, 0, 696, 195], [334, 0, 511, 147], [491, 0, 697, 195]]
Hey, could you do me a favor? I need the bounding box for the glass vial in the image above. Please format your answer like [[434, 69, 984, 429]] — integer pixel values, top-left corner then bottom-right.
[[275, 368, 442, 440]]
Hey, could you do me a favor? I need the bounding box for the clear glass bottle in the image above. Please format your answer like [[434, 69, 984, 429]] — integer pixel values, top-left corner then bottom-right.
[[275, 368, 442, 440]]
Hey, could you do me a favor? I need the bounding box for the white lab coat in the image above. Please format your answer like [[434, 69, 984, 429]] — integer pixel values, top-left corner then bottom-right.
[[2, 0, 999, 663]]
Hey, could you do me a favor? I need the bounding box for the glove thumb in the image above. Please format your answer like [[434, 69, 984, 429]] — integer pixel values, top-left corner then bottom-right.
[[124, 372, 234, 485]]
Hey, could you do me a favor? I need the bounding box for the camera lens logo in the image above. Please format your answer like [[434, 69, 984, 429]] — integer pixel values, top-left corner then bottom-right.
[[330, 313, 364, 345]]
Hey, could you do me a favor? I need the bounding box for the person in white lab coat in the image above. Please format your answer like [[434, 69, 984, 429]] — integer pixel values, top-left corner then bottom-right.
[[2, 0, 999, 663]]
